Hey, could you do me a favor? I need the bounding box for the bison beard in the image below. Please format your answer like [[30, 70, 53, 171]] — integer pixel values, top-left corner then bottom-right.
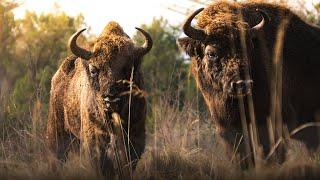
[[178, 1, 320, 165], [46, 22, 152, 176]]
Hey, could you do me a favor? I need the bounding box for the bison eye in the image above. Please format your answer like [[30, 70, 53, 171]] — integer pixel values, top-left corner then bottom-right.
[[206, 53, 219, 62], [205, 46, 219, 62], [89, 64, 99, 77]]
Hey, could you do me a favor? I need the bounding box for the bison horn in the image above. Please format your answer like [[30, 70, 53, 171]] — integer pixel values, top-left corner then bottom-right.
[[251, 9, 270, 35], [135, 27, 153, 56], [68, 28, 92, 60], [182, 8, 206, 41]]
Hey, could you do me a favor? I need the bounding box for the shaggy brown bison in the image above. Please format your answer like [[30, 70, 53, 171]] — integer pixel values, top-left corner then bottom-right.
[[178, 1, 320, 162], [46, 22, 152, 176]]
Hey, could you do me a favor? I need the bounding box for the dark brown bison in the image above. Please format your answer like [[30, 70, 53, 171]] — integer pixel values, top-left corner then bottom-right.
[[178, 1, 320, 162], [46, 22, 152, 176]]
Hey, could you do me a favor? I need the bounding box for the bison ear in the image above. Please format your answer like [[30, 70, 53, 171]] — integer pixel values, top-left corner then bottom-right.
[[177, 37, 203, 57]]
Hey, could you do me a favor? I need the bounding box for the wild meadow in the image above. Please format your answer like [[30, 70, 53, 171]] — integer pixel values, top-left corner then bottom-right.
[[1, 0, 320, 179]]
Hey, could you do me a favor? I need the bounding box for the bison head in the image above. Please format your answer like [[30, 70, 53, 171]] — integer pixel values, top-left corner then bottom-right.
[[178, 8, 268, 97], [177, 5, 269, 123], [69, 22, 152, 114]]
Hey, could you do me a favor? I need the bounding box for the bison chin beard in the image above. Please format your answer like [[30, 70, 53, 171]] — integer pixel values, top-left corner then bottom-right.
[[205, 78, 253, 131], [207, 92, 241, 129]]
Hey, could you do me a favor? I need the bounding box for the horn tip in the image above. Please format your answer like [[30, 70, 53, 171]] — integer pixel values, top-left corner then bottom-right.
[[68, 28, 91, 60], [79, 28, 87, 33], [194, 7, 204, 14]]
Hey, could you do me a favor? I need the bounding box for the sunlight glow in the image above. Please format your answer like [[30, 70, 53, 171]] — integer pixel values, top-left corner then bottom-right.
[[13, 0, 320, 37], [13, 0, 201, 36]]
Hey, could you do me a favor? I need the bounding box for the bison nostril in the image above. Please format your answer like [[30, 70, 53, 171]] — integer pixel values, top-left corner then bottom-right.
[[247, 80, 253, 88], [230, 81, 238, 93], [235, 80, 246, 89], [230, 82, 235, 89], [229, 79, 254, 96], [228, 79, 253, 96]]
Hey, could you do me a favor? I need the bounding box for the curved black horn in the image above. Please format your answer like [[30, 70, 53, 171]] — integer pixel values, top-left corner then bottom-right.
[[182, 8, 206, 41], [68, 28, 92, 60], [251, 9, 270, 35], [135, 27, 153, 56]]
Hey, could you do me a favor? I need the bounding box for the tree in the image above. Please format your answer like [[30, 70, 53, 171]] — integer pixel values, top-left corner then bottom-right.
[[0, 0, 18, 124], [307, 2, 320, 26], [133, 17, 204, 130], [134, 18, 185, 96], [1, 6, 86, 134], [133, 17, 203, 108]]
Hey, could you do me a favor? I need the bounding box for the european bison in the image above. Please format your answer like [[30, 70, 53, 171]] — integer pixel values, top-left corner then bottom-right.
[[46, 22, 152, 176], [178, 1, 320, 162]]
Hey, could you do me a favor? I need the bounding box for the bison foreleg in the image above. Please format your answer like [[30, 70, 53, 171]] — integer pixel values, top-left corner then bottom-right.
[[81, 123, 119, 177], [46, 103, 75, 162]]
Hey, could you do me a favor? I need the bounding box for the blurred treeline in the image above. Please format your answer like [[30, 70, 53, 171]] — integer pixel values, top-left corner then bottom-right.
[[0, 1, 202, 138], [0, 0, 319, 138], [0, 1, 88, 138]]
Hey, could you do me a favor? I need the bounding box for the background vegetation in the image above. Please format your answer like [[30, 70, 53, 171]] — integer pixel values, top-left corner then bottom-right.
[[1, 0, 320, 179]]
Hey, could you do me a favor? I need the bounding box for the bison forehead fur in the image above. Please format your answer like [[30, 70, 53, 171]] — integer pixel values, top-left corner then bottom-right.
[[46, 21, 151, 176], [178, 0, 320, 157], [91, 22, 134, 66], [198, 2, 250, 38]]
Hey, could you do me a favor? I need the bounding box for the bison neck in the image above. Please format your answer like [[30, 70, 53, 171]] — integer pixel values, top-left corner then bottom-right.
[[201, 92, 243, 131]]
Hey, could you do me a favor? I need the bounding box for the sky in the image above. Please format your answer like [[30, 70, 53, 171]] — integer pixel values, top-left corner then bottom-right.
[[13, 0, 202, 37], [13, 0, 320, 37]]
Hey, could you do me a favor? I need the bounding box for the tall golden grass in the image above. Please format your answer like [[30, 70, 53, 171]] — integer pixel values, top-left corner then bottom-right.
[[1, 88, 320, 179]]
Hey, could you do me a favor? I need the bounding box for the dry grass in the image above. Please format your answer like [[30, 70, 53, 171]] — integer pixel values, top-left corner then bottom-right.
[[134, 99, 239, 179], [0, 96, 237, 179], [1, 95, 320, 179]]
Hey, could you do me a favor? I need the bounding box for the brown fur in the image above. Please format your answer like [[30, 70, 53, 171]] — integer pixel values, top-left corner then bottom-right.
[[46, 22, 147, 176], [178, 1, 320, 161]]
